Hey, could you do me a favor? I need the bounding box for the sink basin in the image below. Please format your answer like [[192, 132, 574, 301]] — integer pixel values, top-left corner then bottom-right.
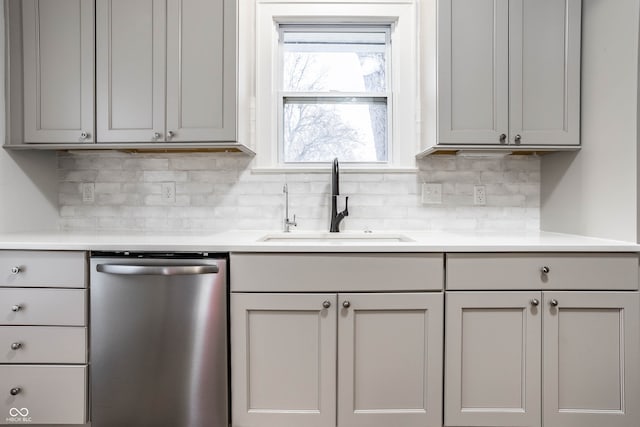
[[258, 232, 414, 243]]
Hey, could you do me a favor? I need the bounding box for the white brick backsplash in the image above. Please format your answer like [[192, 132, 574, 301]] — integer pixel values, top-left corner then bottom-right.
[[97, 170, 141, 183], [57, 152, 541, 232], [143, 171, 189, 182], [123, 158, 169, 170], [176, 182, 214, 195], [170, 156, 217, 170], [60, 170, 99, 182], [190, 170, 238, 183]]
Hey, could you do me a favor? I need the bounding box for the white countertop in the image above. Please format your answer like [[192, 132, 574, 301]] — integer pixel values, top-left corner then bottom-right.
[[0, 230, 637, 252]]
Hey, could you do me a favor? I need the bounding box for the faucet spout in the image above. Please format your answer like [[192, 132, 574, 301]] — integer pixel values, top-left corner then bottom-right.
[[332, 158, 339, 196], [330, 158, 349, 232], [283, 184, 297, 232]]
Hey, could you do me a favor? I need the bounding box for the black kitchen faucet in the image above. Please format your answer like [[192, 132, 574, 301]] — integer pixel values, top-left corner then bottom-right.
[[330, 158, 349, 232]]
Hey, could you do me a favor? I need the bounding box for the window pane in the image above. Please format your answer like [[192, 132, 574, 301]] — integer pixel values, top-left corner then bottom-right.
[[282, 30, 387, 92], [283, 98, 388, 163]]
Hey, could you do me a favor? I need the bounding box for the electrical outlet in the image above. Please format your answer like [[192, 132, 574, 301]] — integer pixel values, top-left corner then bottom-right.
[[474, 185, 486, 205], [81, 182, 95, 203], [421, 183, 442, 204], [161, 182, 176, 204]]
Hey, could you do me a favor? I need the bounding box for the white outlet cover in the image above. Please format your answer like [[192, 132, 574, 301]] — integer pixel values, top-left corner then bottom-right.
[[422, 183, 442, 204], [474, 185, 486, 205], [81, 183, 95, 203], [161, 182, 176, 203]]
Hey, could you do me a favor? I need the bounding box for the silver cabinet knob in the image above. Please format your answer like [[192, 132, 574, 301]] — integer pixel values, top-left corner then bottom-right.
[[167, 130, 175, 139], [499, 133, 507, 143], [550, 299, 559, 307], [11, 305, 22, 312], [80, 131, 89, 139], [514, 134, 522, 144], [10, 266, 21, 274], [10, 342, 22, 350], [530, 299, 540, 307], [153, 132, 161, 140], [9, 387, 21, 396], [541, 266, 550, 274], [342, 301, 351, 308], [322, 301, 331, 309]]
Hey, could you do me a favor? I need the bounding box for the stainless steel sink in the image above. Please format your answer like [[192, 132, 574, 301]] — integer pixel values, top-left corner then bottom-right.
[[258, 232, 414, 243]]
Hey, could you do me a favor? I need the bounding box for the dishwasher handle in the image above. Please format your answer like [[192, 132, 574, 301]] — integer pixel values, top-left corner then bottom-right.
[[96, 264, 219, 276]]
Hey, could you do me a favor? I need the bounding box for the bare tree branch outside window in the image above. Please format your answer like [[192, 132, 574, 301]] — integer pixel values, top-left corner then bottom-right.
[[281, 29, 389, 163]]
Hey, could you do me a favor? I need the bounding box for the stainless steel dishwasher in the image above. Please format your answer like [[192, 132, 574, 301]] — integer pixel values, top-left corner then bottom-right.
[[90, 252, 228, 427]]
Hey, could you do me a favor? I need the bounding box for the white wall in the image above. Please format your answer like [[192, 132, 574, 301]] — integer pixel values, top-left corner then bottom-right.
[[0, 3, 58, 233], [541, 0, 640, 242], [0, 150, 58, 232]]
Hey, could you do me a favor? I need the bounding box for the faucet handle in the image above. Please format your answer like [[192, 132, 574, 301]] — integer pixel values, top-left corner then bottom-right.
[[344, 196, 349, 216]]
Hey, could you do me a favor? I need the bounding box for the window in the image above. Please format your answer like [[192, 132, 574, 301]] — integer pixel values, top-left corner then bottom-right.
[[251, 0, 418, 171], [280, 26, 391, 164]]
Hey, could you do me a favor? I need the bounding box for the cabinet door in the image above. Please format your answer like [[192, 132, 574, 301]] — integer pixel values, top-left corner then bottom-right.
[[231, 293, 337, 427], [445, 292, 541, 427], [22, 0, 94, 143], [0, 365, 87, 425], [438, 0, 509, 145], [543, 292, 640, 427], [96, 0, 166, 142], [166, 0, 236, 142], [337, 293, 443, 427], [509, 0, 581, 145]]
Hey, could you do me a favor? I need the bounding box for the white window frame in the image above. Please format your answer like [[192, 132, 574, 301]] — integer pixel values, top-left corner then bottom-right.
[[250, 0, 419, 172], [278, 25, 392, 166]]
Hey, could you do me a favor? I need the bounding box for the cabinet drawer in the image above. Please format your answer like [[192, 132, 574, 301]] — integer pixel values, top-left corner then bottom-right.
[[0, 251, 87, 288], [447, 253, 639, 290], [231, 253, 444, 292], [0, 289, 87, 326], [0, 326, 87, 364], [0, 365, 87, 425]]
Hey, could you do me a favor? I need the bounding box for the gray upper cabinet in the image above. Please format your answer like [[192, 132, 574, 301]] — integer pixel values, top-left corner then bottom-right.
[[96, 0, 236, 143], [5, 0, 243, 150], [96, 0, 166, 142], [166, 0, 236, 142], [21, 0, 94, 144], [436, 0, 581, 151]]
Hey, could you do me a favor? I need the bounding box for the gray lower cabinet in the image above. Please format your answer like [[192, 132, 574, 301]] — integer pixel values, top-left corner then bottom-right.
[[0, 365, 87, 424], [542, 292, 640, 427], [0, 250, 88, 426], [231, 292, 443, 427], [445, 291, 640, 427], [445, 291, 542, 427]]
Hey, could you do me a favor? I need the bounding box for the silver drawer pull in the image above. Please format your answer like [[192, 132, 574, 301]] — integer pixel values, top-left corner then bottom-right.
[[9, 387, 21, 396], [541, 266, 550, 274], [322, 301, 331, 309], [550, 299, 559, 307], [11, 305, 22, 312], [96, 264, 218, 276], [530, 299, 540, 307], [342, 300, 351, 308], [10, 266, 21, 274], [10, 342, 22, 350]]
